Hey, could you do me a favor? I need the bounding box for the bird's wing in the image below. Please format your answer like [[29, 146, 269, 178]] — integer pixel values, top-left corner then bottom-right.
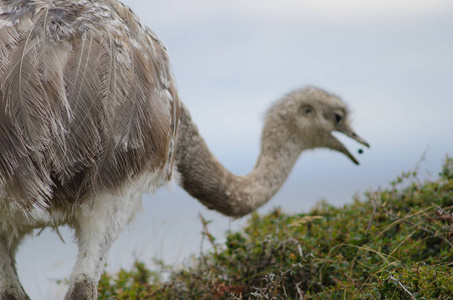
[[0, 0, 180, 211]]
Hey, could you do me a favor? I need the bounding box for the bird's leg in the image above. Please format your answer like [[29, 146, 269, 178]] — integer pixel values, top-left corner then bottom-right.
[[64, 192, 141, 300], [0, 233, 30, 300], [65, 211, 118, 299], [65, 217, 118, 299]]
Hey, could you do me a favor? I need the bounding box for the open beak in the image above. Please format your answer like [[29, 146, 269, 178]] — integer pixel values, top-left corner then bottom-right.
[[329, 127, 370, 165]]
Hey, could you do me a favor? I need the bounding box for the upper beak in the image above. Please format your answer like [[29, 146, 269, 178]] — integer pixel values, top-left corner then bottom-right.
[[329, 126, 370, 165], [340, 130, 370, 148]]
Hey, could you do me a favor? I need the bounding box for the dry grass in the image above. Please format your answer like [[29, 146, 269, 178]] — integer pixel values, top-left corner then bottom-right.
[[97, 155, 453, 299]]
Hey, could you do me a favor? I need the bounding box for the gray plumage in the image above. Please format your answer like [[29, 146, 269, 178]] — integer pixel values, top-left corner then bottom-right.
[[0, 0, 180, 211]]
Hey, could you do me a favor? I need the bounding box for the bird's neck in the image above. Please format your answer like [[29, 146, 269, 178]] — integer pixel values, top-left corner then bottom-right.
[[175, 103, 303, 217]]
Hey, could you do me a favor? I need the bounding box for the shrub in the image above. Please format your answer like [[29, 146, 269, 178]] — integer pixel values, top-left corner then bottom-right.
[[98, 156, 453, 299]]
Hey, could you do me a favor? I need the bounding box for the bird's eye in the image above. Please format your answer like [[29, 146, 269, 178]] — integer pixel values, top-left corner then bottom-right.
[[335, 113, 343, 123], [299, 105, 315, 116]]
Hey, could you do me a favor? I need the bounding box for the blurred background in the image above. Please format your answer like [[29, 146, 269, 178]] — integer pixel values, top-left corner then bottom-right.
[[16, 0, 453, 298]]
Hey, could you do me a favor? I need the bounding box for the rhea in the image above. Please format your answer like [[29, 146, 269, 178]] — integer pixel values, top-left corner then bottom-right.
[[0, 0, 369, 299]]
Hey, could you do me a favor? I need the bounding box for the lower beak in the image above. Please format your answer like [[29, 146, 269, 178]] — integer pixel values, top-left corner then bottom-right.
[[330, 129, 370, 165]]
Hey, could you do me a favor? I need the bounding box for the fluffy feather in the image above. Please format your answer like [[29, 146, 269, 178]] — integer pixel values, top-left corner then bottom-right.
[[0, 0, 180, 210]]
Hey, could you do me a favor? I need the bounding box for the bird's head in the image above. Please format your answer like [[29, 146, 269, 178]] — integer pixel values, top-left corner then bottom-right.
[[266, 86, 370, 165]]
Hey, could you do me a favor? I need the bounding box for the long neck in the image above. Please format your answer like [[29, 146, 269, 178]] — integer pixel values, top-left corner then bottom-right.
[[175, 103, 302, 217]]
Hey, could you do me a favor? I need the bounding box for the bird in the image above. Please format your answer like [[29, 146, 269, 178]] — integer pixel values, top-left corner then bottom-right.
[[0, 0, 369, 299]]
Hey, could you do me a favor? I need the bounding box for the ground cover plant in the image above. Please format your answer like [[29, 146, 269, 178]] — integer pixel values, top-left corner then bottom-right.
[[97, 156, 453, 299]]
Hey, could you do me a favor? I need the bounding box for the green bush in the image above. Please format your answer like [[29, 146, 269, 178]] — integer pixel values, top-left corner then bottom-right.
[[98, 156, 453, 299]]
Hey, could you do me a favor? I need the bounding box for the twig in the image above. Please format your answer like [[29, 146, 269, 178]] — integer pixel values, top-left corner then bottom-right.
[[414, 146, 430, 175], [366, 191, 380, 232], [199, 213, 218, 256], [296, 281, 304, 300], [388, 274, 416, 300]]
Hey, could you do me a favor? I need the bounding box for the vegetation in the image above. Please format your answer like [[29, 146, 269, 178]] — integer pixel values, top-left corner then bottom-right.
[[97, 156, 453, 299]]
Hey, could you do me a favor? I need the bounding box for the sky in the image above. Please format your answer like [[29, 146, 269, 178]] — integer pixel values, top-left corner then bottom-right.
[[15, 0, 453, 298]]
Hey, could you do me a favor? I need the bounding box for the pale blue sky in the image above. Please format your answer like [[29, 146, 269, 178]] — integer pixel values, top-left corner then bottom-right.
[[120, 0, 453, 198], [18, 1, 453, 298]]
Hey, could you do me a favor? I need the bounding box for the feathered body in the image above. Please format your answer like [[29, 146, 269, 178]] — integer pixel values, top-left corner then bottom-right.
[[0, 0, 180, 213]]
